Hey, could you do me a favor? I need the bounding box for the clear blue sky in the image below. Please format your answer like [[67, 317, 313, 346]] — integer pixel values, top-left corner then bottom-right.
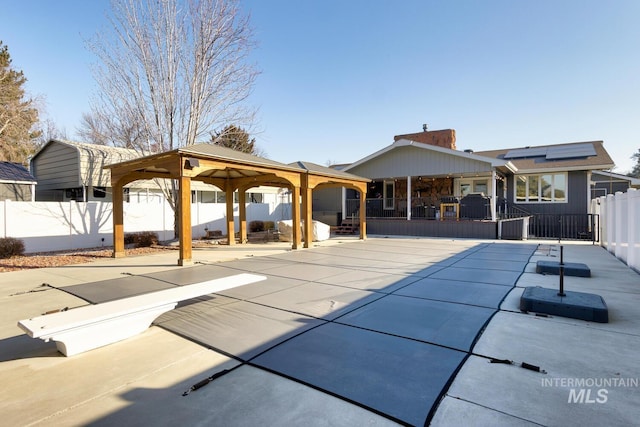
[[3, 0, 639, 173]]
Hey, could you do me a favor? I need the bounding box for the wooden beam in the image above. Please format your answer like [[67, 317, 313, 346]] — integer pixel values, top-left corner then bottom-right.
[[178, 175, 192, 265], [111, 170, 174, 185]]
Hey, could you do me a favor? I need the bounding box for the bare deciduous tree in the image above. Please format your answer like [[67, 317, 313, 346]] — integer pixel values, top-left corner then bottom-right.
[[86, 0, 259, 236], [36, 118, 68, 147], [87, 0, 258, 152]]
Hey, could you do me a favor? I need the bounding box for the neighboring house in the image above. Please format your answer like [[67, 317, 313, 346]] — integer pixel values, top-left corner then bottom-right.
[[590, 170, 640, 198], [29, 139, 278, 203], [0, 162, 37, 201], [30, 139, 139, 202], [324, 129, 617, 240]]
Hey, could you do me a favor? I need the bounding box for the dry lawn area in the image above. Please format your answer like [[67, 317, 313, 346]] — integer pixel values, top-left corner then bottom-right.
[[0, 246, 173, 273]]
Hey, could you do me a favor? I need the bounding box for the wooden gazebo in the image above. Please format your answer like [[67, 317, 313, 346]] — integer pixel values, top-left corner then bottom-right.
[[105, 144, 369, 265]]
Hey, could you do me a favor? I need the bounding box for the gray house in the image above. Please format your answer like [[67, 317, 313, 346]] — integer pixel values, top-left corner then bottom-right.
[[29, 139, 279, 203], [0, 162, 37, 201], [323, 129, 618, 240], [30, 139, 139, 202]]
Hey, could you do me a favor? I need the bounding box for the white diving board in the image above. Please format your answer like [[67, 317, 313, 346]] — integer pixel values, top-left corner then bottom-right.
[[18, 273, 267, 356]]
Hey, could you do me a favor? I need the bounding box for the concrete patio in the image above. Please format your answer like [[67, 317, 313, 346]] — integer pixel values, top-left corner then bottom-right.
[[1, 237, 639, 426]]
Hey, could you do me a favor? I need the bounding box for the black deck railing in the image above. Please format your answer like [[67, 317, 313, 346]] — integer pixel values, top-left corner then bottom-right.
[[346, 198, 433, 219], [345, 198, 599, 243], [528, 214, 599, 243]]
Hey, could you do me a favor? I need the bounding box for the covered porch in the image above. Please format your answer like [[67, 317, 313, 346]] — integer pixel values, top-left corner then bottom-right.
[[337, 138, 519, 239], [340, 174, 503, 239], [343, 172, 506, 220]]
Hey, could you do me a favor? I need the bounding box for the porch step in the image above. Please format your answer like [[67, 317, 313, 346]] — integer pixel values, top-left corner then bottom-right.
[[335, 219, 359, 235]]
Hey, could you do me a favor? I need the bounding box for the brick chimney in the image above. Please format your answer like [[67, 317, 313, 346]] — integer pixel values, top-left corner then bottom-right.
[[393, 129, 456, 150]]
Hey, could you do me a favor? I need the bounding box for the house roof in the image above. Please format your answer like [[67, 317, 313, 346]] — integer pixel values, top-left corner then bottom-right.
[[289, 161, 370, 183], [32, 139, 139, 162], [33, 139, 140, 162], [344, 138, 516, 174], [0, 162, 37, 184], [475, 140, 614, 173]]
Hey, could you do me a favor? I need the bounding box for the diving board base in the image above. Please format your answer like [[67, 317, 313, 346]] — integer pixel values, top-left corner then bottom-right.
[[52, 303, 176, 356]]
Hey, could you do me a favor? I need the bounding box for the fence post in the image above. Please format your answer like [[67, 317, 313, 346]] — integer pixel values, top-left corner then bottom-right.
[[628, 188, 637, 272], [597, 196, 605, 247], [606, 194, 615, 254], [558, 214, 562, 243], [2, 199, 8, 238], [614, 191, 624, 261]]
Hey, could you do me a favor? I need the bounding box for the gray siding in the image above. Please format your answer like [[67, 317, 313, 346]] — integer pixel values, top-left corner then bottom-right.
[[348, 146, 493, 178], [313, 187, 342, 211], [32, 143, 80, 191], [311, 187, 342, 226], [367, 219, 497, 239]]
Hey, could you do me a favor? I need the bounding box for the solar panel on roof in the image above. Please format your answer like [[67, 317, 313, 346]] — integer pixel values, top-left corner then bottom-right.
[[503, 147, 548, 159], [546, 143, 596, 160]]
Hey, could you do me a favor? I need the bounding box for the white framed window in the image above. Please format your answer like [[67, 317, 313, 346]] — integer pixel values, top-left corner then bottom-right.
[[383, 180, 395, 210], [459, 178, 488, 196], [515, 173, 567, 203], [473, 179, 488, 195]]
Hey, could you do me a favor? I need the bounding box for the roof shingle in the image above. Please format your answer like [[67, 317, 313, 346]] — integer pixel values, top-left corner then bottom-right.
[[0, 162, 37, 183]]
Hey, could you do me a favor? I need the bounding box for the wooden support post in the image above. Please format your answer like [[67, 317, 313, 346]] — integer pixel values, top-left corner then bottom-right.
[[239, 188, 247, 244], [303, 186, 313, 248], [359, 190, 367, 240], [291, 185, 301, 249], [112, 181, 125, 258], [178, 176, 192, 266], [225, 180, 236, 245]]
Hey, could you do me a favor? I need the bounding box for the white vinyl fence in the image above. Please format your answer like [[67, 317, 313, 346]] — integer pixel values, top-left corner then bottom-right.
[[593, 188, 640, 273], [1, 199, 290, 253]]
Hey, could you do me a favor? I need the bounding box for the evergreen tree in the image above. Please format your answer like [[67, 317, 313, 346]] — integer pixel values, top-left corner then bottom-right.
[[211, 124, 256, 154], [0, 41, 40, 164], [629, 149, 640, 178]]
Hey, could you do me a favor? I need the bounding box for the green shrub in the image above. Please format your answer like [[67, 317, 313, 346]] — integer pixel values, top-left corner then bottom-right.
[[264, 221, 275, 230], [0, 237, 25, 258], [124, 232, 159, 248], [249, 220, 265, 232]]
